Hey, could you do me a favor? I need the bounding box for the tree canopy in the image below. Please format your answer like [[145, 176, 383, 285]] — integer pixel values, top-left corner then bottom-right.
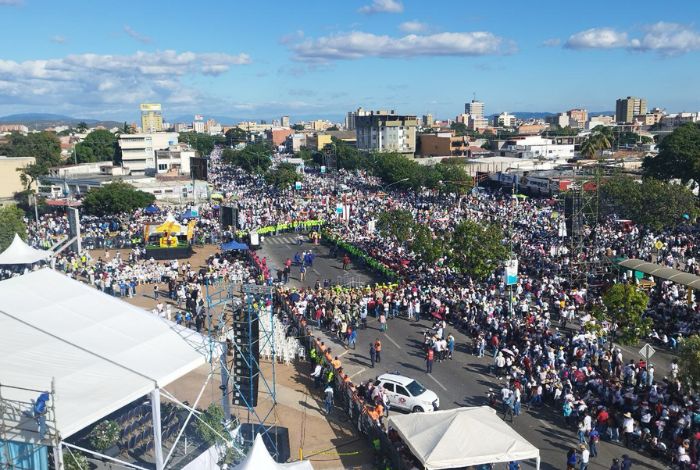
[[222, 143, 272, 174], [679, 335, 700, 391], [597, 283, 651, 345], [264, 162, 301, 189], [643, 123, 700, 185], [224, 127, 248, 146], [0, 205, 27, 252], [178, 132, 217, 156], [74, 129, 118, 164], [81, 181, 155, 216], [449, 220, 508, 280], [377, 209, 415, 244], [601, 174, 698, 230], [0, 132, 62, 167]]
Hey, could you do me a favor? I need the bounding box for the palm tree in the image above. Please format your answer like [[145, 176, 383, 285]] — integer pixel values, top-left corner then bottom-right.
[[580, 137, 598, 159]]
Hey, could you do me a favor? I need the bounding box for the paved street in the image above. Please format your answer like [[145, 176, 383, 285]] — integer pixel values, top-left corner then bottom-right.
[[261, 234, 669, 470]]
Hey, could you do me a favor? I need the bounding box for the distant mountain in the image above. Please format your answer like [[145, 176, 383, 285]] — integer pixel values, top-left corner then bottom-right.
[[0, 113, 122, 130]]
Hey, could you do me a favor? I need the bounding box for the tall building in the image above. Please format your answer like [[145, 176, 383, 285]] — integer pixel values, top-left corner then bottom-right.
[[494, 112, 516, 128], [140, 103, 163, 133], [118, 132, 178, 174], [422, 114, 434, 128], [567, 109, 588, 127], [615, 97, 647, 124], [281, 116, 290, 128], [355, 110, 418, 155], [465, 100, 485, 118], [193, 115, 205, 133], [345, 107, 368, 130]]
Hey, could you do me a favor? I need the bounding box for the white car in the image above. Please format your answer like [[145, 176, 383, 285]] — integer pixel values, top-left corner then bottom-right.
[[376, 373, 440, 413]]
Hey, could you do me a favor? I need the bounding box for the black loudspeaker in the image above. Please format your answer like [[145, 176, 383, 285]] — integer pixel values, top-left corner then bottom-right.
[[220, 206, 238, 230], [238, 424, 290, 463], [231, 307, 259, 408], [564, 195, 575, 236]]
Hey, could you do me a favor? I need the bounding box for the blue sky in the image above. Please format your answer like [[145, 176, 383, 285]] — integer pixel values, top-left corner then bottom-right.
[[1, 0, 699, 122]]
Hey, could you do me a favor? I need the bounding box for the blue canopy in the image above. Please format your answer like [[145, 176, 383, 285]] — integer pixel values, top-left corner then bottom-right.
[[181, 209, 199, 219], [220, 240, 249, 251], [144, 204, 160, 214]]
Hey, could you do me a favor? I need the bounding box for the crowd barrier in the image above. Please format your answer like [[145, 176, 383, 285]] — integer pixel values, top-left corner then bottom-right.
[[320, 229, 400, 281], [235, 220, 325, 238], [278, 296, 405, 469]]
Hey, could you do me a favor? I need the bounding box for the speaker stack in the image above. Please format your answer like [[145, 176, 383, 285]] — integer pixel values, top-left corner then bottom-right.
[[231, 307, 259, 408]]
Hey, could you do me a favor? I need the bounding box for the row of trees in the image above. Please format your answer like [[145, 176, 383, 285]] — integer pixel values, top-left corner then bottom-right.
[[222, 143, 273, 174], [376, 209, 508, 280]]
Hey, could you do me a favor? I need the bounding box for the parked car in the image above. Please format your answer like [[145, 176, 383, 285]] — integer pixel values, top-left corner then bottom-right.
[[375, 373, 439, 413]]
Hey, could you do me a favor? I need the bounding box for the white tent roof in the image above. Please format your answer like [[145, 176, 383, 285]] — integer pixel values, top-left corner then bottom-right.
[[234, 434, 313, 470], [0, 269, 211, 441], [0, 234, 50, 265], [388, 406, 540, 470]]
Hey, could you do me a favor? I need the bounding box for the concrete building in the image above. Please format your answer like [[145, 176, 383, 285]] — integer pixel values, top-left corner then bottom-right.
[[345, 107, 368, 130], [355, 110, 418, 155], [237, 121, 273, 133], [281, 116, 290, 128], [468, 116, 489, 132], [48, 162, 129, 178], [587, 115, 615, 129], [417, 132, 472, 157], [118, 132, 178, 175], [140, 103, 163, 133], [155, 144, 195, 175], [465, 100, 485, 118], [0, 156, 35, 204], [493, 112, 517, 128], [494, 135, 574, 160], [265, 127, 294, 147], [517, 123, 548, 135], [546, 113, 572, 128], [0, 124, 29, 134], [286, 133, 307, 153], [306, 133, 333, 151], [192, 117, 205, 134], [616, 96, 647, 124], [567, 109, 588, 128], [422, 114, 434, 128]]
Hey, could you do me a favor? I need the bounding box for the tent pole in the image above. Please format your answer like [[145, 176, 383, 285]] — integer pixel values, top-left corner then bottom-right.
[[536, 455, 540, 470], [53, 442, 64, 470], [151, 388, 164, 470]]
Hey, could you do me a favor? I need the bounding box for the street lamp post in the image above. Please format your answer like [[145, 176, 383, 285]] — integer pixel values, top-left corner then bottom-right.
[[380, 177, 409, 193]]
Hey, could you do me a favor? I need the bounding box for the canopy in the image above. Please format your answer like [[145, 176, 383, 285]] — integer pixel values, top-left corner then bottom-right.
[[181, 209, 199, 219], [155, 215, 183, 233], [0, 269, 211, 442], [210, 193, 224, 200], [144, 204, 160, 214], [0, 234, 50, 265], [618, 258, 700, 289], [220, 240, 249, 251], [233, 434, 313, 470], [388, 407, 540, 470]]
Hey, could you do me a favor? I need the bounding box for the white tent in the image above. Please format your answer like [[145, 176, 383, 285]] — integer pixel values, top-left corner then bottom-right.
[[0, 234, 50, 265], [388, 406, 540, 470], [234, 434, 313, 470], [0, 268, 211, 443]]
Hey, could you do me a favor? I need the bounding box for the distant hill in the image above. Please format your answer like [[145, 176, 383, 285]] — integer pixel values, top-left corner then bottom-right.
[[0, 113, 122, 131]]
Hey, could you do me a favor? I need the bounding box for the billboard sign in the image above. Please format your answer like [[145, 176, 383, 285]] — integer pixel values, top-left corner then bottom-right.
[[504, 259, 518, 286]]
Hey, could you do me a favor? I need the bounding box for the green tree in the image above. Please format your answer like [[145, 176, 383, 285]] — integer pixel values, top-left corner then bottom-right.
[[0, 205, 27, 251], [426, 161, 473, 194], [546, 125, 579, 136], [222, 143, 272, 174], [411, 225, 446, 264], [449, 220, 508, 280], [225, 127, 248, 147], [178, 132, 216, 156], [62, 450, 88, 470], [376, 209, 415, 244], [596, 283, 651, 345], [643, 123, 700, 185], [450, 122, 469, 136], [679, 335, 700, 390], [74, 129, 118, 163], [291, 124, 304, 131], [76, 121, 88, 132], [601, 175, 698, 230], [81, 181, 155, 216], [195, 404, 228, 446], [18, 162, 49, 191], [333, 138, 364, 170], [0, 132, 62, 167], [580, 126, 612, 159], [265, 163, 301, 189]]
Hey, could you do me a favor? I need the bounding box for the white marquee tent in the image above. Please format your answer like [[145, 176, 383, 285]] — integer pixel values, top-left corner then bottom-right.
[[233, 434, 313, 470], [388, 406, 540, 470], [0, 234, 50, 265], [0, 268, 211, 453]]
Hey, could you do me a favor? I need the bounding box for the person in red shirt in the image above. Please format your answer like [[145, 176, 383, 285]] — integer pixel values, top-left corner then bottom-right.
[[426, 348, 434, 373]]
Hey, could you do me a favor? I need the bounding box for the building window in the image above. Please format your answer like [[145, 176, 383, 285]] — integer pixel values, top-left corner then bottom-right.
[[158, 164, 168, 171]]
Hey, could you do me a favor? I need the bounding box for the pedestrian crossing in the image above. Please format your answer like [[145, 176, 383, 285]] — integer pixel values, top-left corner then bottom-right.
[[262, 234, 304, 245]]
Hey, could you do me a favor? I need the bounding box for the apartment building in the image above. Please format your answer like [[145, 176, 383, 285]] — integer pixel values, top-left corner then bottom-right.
[[155, 143, 195, 175], [495, 135, 574, 160], [616, 97, 647, 124], [140, 103, 163, 133], [118, 132, 178, 174], [355, 111, 418, 155]]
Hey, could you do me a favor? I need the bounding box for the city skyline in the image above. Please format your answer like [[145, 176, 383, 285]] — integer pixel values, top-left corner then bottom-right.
[[1, 0, 700, 121]]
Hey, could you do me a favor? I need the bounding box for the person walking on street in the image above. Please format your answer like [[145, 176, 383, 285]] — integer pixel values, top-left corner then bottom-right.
[[589, 428, 599, 458], [426, 347, 434, 373], [622, 412, 634, 448], [447, 334, 455, 360], [342, 254, 350, 270], [369, 342, 377, 368], [300, 264, 306, 282], [379, 312, 387, 332], [153, 284, 159, 299], [579, 444, 589, 470], [609, 458, 621, 470], [374, 339, 382, 363], [311, 363, 322, 388], [621, 454, 631, 470], [323, 384, 334, 415], [566, 447, 578, 470]]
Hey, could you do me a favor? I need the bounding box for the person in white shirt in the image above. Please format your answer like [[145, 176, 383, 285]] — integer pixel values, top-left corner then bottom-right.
[[579, 444, 589, 470]]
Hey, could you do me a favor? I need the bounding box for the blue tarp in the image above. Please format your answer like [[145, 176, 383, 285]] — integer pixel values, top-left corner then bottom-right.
[[144, 204, 160, 214], [181, 209, 199, 219], [0, 440, 48, 470], [220, 241, 249, 251]]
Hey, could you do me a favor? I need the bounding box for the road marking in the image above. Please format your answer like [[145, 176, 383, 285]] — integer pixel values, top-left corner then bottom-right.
[[383, 333, 402, 350], [312, 268, 320, 275], [349, 368, 366, 379], [427, 373, 448, 391], [339, 350, 351, 357]]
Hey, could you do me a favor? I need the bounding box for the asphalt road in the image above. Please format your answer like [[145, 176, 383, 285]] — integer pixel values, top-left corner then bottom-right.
[[260, 234, 667, 470]]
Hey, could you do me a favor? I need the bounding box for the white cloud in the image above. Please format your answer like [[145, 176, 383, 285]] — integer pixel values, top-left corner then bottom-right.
[[541, 38, 561, 47], [0, 50, 251, 109], [359, 0, 403, 14], [279, 30, 304, 45], [399, 21, 428, 33], [564, 27, 629, 49], [50, 35, 66, 44], [629, 22, 700, 56], [564, 22, 700, 56], [291, 31, 516, 61], [124, 25, 152, 44]]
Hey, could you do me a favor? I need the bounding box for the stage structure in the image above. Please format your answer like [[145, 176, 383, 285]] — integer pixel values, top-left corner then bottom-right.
[[204, 282, 280, 459]]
